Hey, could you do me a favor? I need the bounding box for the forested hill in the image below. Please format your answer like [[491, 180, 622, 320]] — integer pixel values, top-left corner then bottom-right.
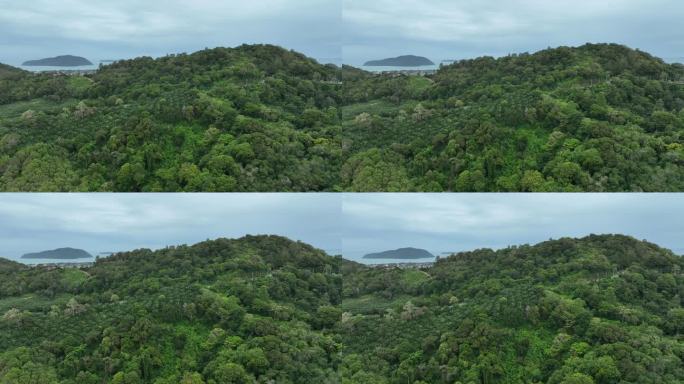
[[0, 63, 24, 78], [340, 234, 684, 383], [342, 43, 684, 192], [0, 235, 345, 383], [1, 234, 682, 383], [0, 258, 25, 273], [3, 43, 684, 192], [0, 44, 342, 192]]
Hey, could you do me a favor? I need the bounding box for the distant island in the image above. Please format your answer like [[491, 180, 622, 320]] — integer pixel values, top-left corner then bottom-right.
[[364, 55, 435, 67], [22, 247, 93, 260], [363, 247, 434, 260], [22, 55, 93, 67]]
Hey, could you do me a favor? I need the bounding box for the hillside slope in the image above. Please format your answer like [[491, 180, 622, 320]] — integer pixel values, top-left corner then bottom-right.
[[0, 45, 342, 192], [340, 234, 684, 383], [0, 235, 344, 383], [342, 44, 684, 192], [0, 258, 26, 273], [0, 63, 25, 79], [1, 234, 682, 383]]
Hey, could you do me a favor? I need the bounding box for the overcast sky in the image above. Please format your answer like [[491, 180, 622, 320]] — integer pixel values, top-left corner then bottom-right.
[[0, 0, 342, 66], [0, 194, 682, 264], [0, 194, 342, 261], [3, 1, 683, 68], [342, 194, 684, 262], [344, 0, 684, 65]]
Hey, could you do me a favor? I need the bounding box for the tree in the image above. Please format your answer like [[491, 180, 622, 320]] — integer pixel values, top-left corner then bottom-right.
[[205, 362, 251, 384], [64, 298, 86, 317], [665, 308, 684, 335], [180, 372, 205, 384], [561, 373, 595, 384], [1, 308, 28, 326], [315, 305, 343, 329]]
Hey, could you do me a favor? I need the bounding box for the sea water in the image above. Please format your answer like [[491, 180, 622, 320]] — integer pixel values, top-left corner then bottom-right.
[[359, 64, 440, 72], [358, 258, 437, 265], [342, 250, 438, 265], [12, 59, 116, 72], [19, 64, 101, 72], [4, 255, 98, 266]]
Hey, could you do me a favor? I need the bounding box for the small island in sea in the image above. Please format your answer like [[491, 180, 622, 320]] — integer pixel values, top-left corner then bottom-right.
[[22, 55, 93, 67], [364, 55, 435, 67], [363, 247, 434, 260], [22, 247, 93, 260]]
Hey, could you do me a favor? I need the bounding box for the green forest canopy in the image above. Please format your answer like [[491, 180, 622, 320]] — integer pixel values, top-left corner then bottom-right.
[[1, 43, 684, 191], [0, 234, 682, 383], [0, 44, 342, 192], [342, 43, 684, 192]]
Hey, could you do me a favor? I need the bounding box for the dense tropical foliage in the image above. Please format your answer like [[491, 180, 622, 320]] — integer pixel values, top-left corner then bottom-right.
[[2, 43, 684, 191], [0, 236, 345, 383], [342, 44, 684, 191], [1, 234, 682, 383], [0, 45, 341, 191], [340, 234, 684, 383]]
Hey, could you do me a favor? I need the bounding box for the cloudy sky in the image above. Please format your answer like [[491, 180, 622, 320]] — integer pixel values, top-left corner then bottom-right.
[[0, 194, 682, 264], [344, 0, 684, 65], [0, 194, 342, 262], [3, 1, 682, 68], [0, 0, 342, 66], [342, 194, 684, 261]]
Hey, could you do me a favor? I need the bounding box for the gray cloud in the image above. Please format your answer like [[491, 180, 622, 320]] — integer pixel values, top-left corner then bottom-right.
[[343, 0, 684, 65], [0, 0, 341, 65]]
